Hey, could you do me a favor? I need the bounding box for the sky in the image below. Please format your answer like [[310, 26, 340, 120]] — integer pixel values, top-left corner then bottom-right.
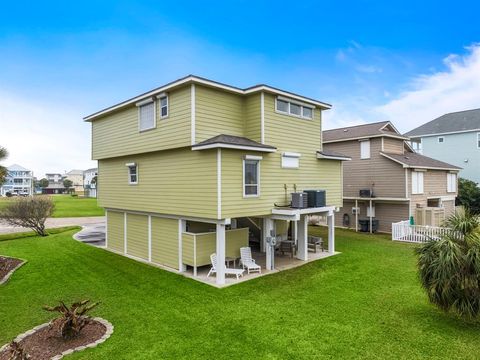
[[0, 0, 479, 178]]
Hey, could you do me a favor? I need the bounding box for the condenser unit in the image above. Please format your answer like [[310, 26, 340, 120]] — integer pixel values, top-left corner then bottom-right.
[[291, 192, 308, 208]]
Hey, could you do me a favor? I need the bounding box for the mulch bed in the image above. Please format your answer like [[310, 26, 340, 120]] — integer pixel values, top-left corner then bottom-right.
[[0, 319, 107, 360], [0, 256, 24, 284]]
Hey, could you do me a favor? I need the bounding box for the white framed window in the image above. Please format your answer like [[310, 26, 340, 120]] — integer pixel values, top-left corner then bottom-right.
[[275, 97, 314, 119], [360, 140, 370, 159], [438, 136, 444, 143], [281, 152, 301, 169], [447, 173, 457, 193], [159, 95, 168, 118], [137, 100, 156, 131], [412, 171, 424, 194], [126, 163, 138, 185], [477, 133, 480, 149], [243, 156, 261, 197]]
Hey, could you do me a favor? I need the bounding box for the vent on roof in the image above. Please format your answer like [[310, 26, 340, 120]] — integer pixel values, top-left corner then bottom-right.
[[343, 129, 349, 132]]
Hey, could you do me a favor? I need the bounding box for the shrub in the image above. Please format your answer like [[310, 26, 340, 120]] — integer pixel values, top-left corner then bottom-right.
[[6, 340, 30, 359], [0, 196, 54, 236], [416, 208, 480, 320], [43, 300, 99, 340]]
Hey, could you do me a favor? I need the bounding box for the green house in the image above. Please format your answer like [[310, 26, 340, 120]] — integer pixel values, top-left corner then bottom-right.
[[85, 75, 349, 285]]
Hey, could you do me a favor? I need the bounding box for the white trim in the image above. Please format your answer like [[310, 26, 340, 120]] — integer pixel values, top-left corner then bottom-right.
[[125, 162, 136, 167], [148, 215, 152, 262], [316, 153, 351, 161], [409, 128, 480, 138], [260, 92, 265, 144], [127, 164, 138, 185], [405, 168, 409, 198], [135, 98, 154, 106], [191, 84, 196, 145], [217, 149, 222, 219], [477, 132, 480, 149], [243, 157, 260, 198], [158, 94, 169, 119], [105, 209, 108, 248], [123, 212, 127, 254], [282, 152, 301, 158], [178, 219, 186, 272], [244, 155, 263, 161], [84, 75, 331, 121], [192, 143, 276, 152], [381, 137, 384, 151]]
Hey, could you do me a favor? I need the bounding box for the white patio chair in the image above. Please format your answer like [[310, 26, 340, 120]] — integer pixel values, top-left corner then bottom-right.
[[207, 253, 244, 280], [239, 247, 261, 274]]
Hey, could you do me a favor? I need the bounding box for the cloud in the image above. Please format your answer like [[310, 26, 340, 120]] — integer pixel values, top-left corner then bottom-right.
[[355, 65, 383, 73], [0, 91, 96, 178], [376, 44, 480, 133]]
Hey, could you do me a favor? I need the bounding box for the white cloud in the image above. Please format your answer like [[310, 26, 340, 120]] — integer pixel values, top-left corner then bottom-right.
[[0, 91, 96, 179], [376, 44, 480, 133]]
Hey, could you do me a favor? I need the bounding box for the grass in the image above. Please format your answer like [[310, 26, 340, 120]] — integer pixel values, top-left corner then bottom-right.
[[0, 227, 479, 359], [0, 195, 104, 218], [0, 226, 79, 241]]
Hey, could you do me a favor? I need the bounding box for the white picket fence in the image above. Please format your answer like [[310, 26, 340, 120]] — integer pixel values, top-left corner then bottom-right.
[[392, 220, 456, 243]]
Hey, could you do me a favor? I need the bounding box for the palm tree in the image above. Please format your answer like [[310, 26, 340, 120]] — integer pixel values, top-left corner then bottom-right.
[[415, 207, 480, 319], [0, 146, 8, 184]]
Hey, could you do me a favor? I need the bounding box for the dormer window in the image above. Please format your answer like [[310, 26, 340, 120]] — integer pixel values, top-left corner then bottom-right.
[[275, 97, 314, 119]]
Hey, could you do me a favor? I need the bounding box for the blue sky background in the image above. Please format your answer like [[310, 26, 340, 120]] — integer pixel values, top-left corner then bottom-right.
[[0, 0, 479, 176]]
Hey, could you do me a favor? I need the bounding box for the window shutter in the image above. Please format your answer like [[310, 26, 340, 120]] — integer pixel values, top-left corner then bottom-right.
[[360, 140, 370, 159], [139, 102, 155, 131]]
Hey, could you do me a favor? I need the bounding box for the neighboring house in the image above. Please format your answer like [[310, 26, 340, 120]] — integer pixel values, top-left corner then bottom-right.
[[83, 168, 98, 198], [323, 121, 461, 233], [0, 164, 34, 196], [85, 75, 348, 285], [63, 169, 85, 194], [406, 108, 480, 184], [43, 173, 66, 194]]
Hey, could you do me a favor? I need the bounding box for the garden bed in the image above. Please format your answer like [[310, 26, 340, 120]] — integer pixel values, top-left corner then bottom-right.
[[0, 317, 113, 360], [0, 256, 25, 285]]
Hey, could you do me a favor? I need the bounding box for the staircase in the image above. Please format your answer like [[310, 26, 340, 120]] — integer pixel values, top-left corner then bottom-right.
[[236, 217, 262, 249]]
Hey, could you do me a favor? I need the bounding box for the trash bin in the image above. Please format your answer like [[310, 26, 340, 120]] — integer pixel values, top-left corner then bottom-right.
[[371, 219, 379, 233], [358, 219, 369, 232]]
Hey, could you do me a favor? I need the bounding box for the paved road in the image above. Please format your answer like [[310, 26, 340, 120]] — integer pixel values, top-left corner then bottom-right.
[[0, 216, 105, 235]]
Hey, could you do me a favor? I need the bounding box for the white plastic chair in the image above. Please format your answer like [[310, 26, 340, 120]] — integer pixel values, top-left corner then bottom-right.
[[207, 253, 244, 280], [239, 247, 261, 274]]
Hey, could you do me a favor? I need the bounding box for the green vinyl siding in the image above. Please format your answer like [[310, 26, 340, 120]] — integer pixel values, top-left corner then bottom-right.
[[195, 85, 244, 142], [244, 94, 262, 142], [126, 213, 148, 260], [107, 211, 124, 252], [151, 217, 179, 270], [181, 228, 249, 267], [92, 86, 191, 160], [98, 148, 217, 219]]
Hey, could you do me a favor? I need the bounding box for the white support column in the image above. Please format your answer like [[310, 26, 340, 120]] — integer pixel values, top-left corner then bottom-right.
[[296, 215, 308, 261], [178, 219, 187, 272], [262, 218, 274, 254], [328, 211, 335, 254], [105, 210, 108, 248], [355, 199, 358, 232], [148, 215, 152, 262], [369, 199, 373, 234], [123, 212, 127, 254], [216, 223, 226, 285]]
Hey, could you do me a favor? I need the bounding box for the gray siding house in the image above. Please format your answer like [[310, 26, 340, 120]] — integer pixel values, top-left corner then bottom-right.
[[406, 108, 480, 184], [324, 121, 461, 233]]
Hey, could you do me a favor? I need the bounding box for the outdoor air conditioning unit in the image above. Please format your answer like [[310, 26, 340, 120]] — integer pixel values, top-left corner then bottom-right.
[[291, 192, 308, 208], [304, 190, 326, 208], [359, 189, 373, 198]]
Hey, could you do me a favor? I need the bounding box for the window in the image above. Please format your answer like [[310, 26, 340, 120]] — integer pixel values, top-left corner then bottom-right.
[[243, 158, 260, 196], [411, 140, 422, 154], [447, 173, 457, 193], [438, 136, 444, 143], [281, 152, 300, 168], [412, 171, 424, 194], [159, 96, 168, 118], [138, 101, 156, 131], [126, 163, 138, 184], [275, 97, 314, 119], [360, 140, 370, 159]]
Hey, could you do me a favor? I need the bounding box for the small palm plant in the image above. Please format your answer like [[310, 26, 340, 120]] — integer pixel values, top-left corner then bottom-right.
[[43, 300, 99, 340], [415, 207, 480, 319]]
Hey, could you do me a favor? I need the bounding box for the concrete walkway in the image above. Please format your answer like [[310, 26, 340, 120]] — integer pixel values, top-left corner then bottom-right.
[[73, 221, 106, 247], [0, 216, 105, 235]]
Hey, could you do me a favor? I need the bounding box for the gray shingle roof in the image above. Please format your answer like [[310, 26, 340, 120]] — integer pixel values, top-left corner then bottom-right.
[[405, 108, 480, 137], [323, 121, 407, 142], [317, 150, 351, 160], [192, 134, 276, 150], [381, 152, 461, 170]]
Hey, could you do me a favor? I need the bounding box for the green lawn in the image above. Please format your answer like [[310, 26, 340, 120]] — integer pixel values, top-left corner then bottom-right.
[[0, 228, 479, 359], [0, 195, 104, 218]]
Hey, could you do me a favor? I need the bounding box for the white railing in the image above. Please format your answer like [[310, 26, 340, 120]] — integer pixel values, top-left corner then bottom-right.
[[392, 220, 457, 243]]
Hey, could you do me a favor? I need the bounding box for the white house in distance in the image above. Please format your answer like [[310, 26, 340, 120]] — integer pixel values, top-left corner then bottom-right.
[[83, 167, 98, 198], [0, 164, 34, 196]]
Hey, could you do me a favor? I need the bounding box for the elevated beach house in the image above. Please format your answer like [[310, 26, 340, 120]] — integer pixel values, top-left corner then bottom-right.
[[323, 121, 461, 233], [85, 75, 348, 285]]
